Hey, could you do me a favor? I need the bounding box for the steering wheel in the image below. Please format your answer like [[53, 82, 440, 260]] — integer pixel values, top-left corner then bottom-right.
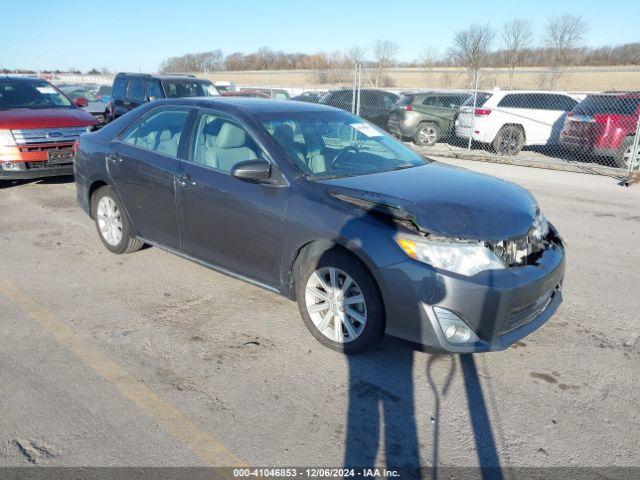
[[330, 146, 359, 168], [29, 99, 48, 106]]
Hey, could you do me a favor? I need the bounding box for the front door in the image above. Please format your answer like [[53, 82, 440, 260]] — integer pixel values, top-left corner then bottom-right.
[[107, 106, 191, 250], [176, 110, 289, 287]]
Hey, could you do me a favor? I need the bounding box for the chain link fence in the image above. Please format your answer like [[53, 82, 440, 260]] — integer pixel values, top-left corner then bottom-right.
[[195, 66, 640, 178], [48, 67, 640, 178]]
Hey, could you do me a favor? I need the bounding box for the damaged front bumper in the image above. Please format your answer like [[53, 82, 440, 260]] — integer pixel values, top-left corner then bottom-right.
[[379, 243, 565, 353]]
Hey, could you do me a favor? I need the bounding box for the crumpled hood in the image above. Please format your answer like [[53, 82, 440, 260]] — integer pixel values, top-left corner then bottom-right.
[[319, 162, 539, 241], [0, 108, 97, 129]]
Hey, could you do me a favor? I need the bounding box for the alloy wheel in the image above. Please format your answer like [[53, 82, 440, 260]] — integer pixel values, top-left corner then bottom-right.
[[500, 130, 521, 155], [96, 196, 123, 247], [419, 125, 437, 145], [304, 267, 367, 343]]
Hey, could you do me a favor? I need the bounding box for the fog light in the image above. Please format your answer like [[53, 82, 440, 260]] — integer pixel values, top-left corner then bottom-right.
[[433, 307, 479, 345]]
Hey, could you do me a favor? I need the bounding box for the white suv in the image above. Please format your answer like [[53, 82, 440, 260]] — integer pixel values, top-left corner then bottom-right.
[[455, 90, 584, 155]]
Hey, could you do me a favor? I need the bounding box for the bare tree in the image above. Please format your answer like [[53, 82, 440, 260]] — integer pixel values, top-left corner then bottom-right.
[[545, 14, 588, 66], [371, 39, 399, 87], [502, 19, 533, 88], [347, 45, 368, 66], [419, 45, 440, 86], [449, 24, 495, 82]]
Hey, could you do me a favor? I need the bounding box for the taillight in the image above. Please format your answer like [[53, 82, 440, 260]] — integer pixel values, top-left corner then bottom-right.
[[474, 108, 492, 116], [403, 104, 413, 111], [72, 140, 80, 156]]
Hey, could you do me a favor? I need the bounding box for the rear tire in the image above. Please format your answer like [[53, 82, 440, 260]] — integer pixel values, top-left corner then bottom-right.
[[295, 249, 385, 355], [414, 122, 440, 147], [493, 125, 525, 156], [91, 186, 143, 254], [615, 136, 638, 169]]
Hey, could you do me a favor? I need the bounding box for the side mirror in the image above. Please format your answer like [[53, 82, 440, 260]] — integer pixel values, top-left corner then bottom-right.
[[75, 97, 89, 108], [231, 159, 271, 182], [147, 96, 158, 102]]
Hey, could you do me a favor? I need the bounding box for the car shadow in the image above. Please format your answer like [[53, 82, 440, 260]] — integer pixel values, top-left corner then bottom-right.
[[323, 204, 505, 477]]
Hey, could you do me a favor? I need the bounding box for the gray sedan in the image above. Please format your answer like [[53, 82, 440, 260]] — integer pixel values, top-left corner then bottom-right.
[[74, 98, 565, 354]]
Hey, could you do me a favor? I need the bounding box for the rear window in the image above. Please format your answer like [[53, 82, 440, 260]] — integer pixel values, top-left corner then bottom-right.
[[395, 94, 415, 106], [573, 96, 640, 116], [112, 77, 127, 100], [462, 93, 492, 108]]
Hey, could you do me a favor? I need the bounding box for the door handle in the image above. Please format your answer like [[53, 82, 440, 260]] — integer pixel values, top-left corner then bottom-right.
[[176, 174, 196, 187], [106, 153, 123, 164]]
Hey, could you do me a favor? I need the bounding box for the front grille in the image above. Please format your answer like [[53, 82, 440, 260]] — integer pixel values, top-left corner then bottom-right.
[[501, 289, 555, 335], [11, 126, 88, 145], [19, 141, 74, 152]]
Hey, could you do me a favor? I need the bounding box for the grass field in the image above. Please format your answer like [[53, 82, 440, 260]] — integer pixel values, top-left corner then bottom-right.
[[196, 66, 640, 92]]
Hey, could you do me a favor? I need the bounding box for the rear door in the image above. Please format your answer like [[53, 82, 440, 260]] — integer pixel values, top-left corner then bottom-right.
[[106, 106, 192, 249]]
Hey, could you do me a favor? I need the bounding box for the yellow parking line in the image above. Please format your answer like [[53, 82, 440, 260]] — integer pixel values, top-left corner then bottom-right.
[[0, 275, 247, 468]]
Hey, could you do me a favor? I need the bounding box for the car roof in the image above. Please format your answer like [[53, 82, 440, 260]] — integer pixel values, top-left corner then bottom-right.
[[147, 97, 343, 114], [115, 73, 209, 82], [0, 76, 49, 84]]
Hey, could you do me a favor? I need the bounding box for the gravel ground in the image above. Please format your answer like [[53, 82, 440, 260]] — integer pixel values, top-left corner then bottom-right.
[[0, 159, 638, 472]]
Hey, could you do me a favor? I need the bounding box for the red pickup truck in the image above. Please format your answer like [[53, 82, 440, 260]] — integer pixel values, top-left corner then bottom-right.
[[0, 76, 98, 181]]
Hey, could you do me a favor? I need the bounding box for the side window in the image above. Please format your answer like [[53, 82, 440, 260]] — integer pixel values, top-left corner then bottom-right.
[[190, 112, 265, 173], [126, 78, 145, 102], [121, 108, 189, 158], [422, 96, 437, 107], [383, 93, 397, 109], [145, 80, 163, 100], [112, 78, 127, 100]]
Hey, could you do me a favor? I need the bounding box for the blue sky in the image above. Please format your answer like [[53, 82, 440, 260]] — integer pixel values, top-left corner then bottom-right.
[[1, 0, 636, 72]]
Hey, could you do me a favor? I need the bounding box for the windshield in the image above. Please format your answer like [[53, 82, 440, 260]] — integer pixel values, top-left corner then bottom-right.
[[260, 111, 427, 179], [162, 80, 220, 98], [0, 79, 73, 109], [60, 87, 98, 102]]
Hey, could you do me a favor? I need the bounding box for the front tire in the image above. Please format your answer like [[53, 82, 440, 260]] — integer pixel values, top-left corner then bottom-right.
[[295, 249, 385, 355], [91, 186, 143, 254], [493, 125, 525, 156]]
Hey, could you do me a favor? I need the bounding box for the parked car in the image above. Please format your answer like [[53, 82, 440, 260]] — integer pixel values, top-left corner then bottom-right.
[[0, 76, 98, 180], [455, 90, 583, 155], [106, 73, 219, 123], [75, 97, 565, 355], [241, 87, 290, 100], [96, 85, 112, 104], [292, 91, 324, 103], [388, 91, 472, 146], [320, 88, 399, 130], [221, 90, 271, 99], [58, 85, 107, 124], [560, 93, 640, 168]]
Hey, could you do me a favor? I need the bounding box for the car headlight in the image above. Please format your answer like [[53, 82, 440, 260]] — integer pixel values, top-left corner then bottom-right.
[[530, 212, 550, 243], [396, 236, 505, 276], [0, 130, 16, 147]]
